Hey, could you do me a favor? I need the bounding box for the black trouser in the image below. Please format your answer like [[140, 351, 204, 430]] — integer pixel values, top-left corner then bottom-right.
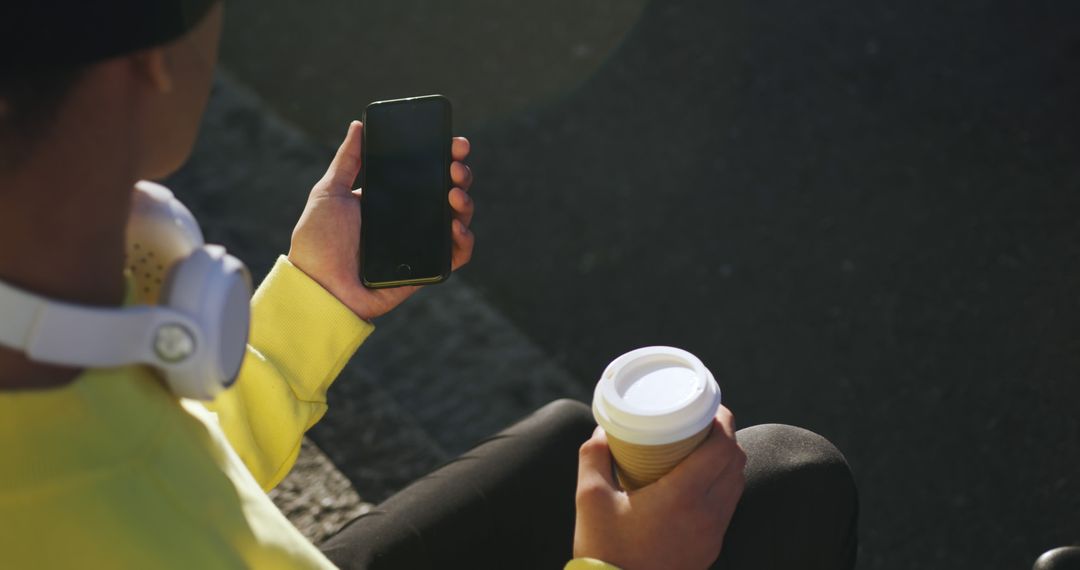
[[320, 399, 858, 570]]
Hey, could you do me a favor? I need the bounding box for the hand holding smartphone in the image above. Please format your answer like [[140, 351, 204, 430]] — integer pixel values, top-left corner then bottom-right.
[[287, 112, 472, 322], [359, 95, 453, 288]]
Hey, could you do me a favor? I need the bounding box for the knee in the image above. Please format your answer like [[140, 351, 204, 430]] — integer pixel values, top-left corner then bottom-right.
[[539, 398, 593, 427], [1034, 547, 1080, 570], [720, 425, 858, 569], [524, 398, 595, 444], [544, 397, 590, 415], [737, 424, 858, 521]]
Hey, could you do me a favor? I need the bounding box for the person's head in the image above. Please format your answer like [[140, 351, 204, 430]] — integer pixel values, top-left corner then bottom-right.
[[0, 0, 224, 179]]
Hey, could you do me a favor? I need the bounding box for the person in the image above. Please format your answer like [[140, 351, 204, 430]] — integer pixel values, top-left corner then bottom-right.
[[0, 1, 858, 568]]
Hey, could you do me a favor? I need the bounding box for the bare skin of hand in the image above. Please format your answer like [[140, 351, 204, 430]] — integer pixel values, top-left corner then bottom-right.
[[573, 406, 747, 570], [287, 120, 475, 321]]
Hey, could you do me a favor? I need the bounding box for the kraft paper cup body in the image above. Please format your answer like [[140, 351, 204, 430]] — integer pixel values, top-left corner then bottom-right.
[[592, 346, 722, 490]]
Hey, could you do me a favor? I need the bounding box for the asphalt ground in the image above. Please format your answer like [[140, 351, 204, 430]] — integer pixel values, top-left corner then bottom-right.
[[215, 1, 1080, 567]]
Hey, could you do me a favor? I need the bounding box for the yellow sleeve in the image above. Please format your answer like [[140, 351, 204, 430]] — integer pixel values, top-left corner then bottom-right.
[[205, 255, 374, 491], [565, 559, 622, 570]]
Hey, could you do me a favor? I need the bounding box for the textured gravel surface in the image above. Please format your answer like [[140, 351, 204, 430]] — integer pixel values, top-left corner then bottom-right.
[[269, 439, 373, 544]]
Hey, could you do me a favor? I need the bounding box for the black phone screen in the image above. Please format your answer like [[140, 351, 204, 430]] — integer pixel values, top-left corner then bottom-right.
[[360, 95, 452, 287]]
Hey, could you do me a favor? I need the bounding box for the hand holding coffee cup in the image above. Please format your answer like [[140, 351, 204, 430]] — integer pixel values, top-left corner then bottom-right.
[[592, 346, 723, 490], [574, 349, 745, 568]]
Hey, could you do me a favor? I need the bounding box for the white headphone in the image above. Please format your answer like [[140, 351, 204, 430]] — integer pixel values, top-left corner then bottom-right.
[[0, 181, 251, 400]]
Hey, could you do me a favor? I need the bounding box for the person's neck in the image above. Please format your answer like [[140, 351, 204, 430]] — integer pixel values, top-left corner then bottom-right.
[[0, 124, 138, 391]]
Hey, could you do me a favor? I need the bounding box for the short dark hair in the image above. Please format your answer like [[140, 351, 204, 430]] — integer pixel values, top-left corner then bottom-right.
[[0, 67, 84, 170]]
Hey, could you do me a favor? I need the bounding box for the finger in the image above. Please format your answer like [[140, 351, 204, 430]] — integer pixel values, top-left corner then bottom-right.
[[451, 219, 475, 271], [577, 426, 618, 492], [449, 187, 474, 227], [452, 137, 470, 161], [450, 161, 473, 191], [660, 412, 741, 497], [714, 405, 738, 442], [324, 120, 363, 191], [705, 443, 746, 513]]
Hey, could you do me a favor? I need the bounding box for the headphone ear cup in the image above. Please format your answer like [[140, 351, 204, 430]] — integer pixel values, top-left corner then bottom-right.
[[126, 181, 206, 305], [158, 246, 252, 400]]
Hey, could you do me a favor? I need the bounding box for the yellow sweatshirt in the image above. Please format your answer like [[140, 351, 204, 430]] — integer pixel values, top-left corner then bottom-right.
[[0, 256, 616, 569]]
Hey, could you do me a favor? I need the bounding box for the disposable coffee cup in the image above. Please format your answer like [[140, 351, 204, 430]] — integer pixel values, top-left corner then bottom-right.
[[592, 346, 722, 491]]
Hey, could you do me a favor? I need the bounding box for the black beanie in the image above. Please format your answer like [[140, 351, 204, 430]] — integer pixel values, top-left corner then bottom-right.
[[0, 0, 218, 74]]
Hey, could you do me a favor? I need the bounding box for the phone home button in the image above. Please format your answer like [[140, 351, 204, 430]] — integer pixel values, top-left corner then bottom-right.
[[396, 263, 412, 278]]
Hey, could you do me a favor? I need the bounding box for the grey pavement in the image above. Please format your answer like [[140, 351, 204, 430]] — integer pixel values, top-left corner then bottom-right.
[[210, 1, 1080, 568], [167, 72, 587, 540], [267, 439, 373, 545]]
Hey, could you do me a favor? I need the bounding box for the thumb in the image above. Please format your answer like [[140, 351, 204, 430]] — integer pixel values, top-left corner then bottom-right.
[[578, 426, 617, 491], [324, 120, 363, 191]]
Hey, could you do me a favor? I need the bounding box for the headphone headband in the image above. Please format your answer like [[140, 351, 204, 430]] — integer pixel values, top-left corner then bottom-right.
[[0, 278, 202, 372], [0, 182, 251, 400]]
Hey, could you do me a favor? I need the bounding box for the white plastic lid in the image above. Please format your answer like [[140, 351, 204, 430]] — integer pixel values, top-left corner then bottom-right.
[[592, 346, 721, 445]]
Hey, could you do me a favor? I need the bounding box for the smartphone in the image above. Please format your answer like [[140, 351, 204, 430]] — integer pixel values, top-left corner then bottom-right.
[[359, 95, 453, 288]]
